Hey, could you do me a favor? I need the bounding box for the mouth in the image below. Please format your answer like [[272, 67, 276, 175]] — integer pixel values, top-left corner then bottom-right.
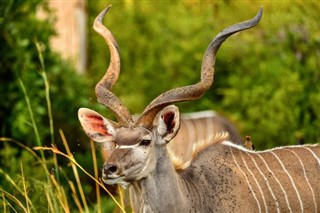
[[102, 174, 130, 188]]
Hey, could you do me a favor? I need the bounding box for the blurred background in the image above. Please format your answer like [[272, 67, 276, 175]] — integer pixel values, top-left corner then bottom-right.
[[1, 0, 319, 212]]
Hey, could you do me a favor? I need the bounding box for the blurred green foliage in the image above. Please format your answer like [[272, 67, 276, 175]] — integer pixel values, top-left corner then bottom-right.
[[0, 0, 100, 211], [0, 0, 92, 147], [0, 0, 319, 211], [87, 1, 320, 149]]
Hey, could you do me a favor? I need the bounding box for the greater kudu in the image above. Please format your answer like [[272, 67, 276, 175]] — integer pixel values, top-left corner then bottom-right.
[[78, 6, 320, 212]]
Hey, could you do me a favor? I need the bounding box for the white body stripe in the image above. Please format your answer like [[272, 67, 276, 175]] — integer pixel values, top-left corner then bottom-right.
[[229, 147, 261, 213], [303, 147, 320, 166], [183, 119, 197, 145], [245, 152, 279, 212], [180, 110, 217, 119], [288, 149, 317, 213], [256, 153, 291, 212], [206, 117, 214, 137], [240, 152, 268, 212], [270, 151, 303, 212]]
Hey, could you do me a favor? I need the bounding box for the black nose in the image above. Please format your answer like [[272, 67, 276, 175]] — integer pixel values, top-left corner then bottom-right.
[[103, 163, 118, 175]]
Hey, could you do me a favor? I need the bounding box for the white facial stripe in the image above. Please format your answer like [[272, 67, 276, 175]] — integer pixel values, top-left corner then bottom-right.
[[116, 144, 140, 149], [115, 135, 152, 149]]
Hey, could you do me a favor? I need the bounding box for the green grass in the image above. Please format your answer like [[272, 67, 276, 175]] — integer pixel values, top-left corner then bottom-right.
[[0, 135, 127, 213]]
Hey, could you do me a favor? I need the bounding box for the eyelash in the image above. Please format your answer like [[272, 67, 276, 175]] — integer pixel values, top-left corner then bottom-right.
[[139, 139, 151, 146]]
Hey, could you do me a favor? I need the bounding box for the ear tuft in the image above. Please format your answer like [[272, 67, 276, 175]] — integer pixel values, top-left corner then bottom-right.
[[78, 108, 118, 143], [162, 112, 176, 133], [157, 105, 180, 143]]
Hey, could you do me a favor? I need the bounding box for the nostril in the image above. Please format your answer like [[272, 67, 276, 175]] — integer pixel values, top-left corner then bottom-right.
[[108, 165, 117, 173], [104, 163, 118, 175]]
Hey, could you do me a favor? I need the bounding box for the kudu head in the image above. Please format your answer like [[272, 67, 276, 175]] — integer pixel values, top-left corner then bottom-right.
[[78, 5, 262, 187]]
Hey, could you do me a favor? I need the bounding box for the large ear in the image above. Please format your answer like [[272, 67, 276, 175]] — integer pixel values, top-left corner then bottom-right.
[[78, 108, 119, 143], [157, 105, 180, 144]]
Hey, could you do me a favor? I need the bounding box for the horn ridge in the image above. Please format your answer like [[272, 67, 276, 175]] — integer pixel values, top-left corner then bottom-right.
[[94, 6, 133, 125]]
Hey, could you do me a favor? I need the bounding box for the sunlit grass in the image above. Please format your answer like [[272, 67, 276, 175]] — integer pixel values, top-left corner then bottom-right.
[[34, 131, 126, 212], [0, 135, 127, 212]]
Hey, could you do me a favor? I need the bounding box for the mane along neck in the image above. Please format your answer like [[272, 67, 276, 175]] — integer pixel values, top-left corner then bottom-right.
[[222, 140, 320, 154], [169, 132, 230, 170]]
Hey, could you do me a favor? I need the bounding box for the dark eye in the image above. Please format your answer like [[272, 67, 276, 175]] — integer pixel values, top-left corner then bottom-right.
[[139, 139, 151, 146]]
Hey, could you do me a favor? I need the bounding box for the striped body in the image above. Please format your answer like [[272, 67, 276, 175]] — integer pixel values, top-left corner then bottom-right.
[[178, 140, 320, 212]]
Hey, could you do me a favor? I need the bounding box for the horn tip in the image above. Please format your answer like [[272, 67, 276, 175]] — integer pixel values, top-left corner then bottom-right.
[[257, 6, 263, 19], [95, 5, 113, 25]]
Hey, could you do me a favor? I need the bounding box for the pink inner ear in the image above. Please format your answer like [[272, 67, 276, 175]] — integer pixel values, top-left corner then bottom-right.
[[162, 112, 175, 133], [84, 114, 112, 136]]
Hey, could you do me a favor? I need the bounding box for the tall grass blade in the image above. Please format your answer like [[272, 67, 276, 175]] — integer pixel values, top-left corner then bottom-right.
[[50, 174, 70, 212], [0, 189, 27, 213], [90, 139, 101, 213], [59, 129, 89, 213], [18, 78, 44, 161], [2, 192, 7, 213], [44, 186, 55, 213], [20, 163, 31, 213], [35, 41, 60, 184], [0, 168, 32, 208], [18, 78, 56, 208], [118, 187, 125, 212], [1, 193, 18, 213], [68, 181, 84, 212]]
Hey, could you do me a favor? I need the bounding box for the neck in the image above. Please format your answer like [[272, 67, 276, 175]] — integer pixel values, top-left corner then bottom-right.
[[129, 145, 187, 212]]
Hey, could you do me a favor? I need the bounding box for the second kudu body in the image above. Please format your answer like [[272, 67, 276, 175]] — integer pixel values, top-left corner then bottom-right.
[[168, 110, 242, 162], [78, 6, 320, 212]]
